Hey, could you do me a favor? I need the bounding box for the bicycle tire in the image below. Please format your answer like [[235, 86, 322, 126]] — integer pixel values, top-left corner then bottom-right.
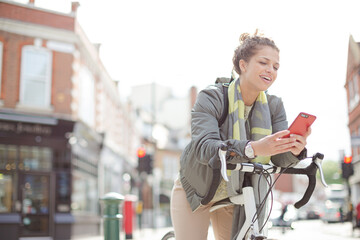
[[161, 230, 175, 240]]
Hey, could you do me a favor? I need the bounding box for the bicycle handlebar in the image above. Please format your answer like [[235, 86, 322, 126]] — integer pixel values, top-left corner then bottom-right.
[[283, 152, 326, 208], [218, 146, 327, 209]]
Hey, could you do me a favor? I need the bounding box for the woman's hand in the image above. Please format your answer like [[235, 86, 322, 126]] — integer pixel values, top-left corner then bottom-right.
[[288, 127, 311, 156], [251, 128, 311, 156]]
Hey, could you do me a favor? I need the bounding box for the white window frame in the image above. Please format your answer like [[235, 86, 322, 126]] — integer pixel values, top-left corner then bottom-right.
[[19, 45, 52, 109]]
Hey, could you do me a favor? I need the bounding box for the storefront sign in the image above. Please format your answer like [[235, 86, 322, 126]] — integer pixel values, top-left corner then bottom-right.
[[0, 122, 52, 136]]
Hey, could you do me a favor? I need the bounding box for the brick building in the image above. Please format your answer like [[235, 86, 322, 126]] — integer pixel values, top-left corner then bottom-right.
[[0, 1, 140, 239], [344, 35, 360, 206]]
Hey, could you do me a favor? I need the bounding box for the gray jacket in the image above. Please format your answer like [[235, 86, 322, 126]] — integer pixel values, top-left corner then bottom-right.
[[179, 83, 306, 211]]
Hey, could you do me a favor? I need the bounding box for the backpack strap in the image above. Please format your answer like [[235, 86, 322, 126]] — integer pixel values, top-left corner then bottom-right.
[[218, 83, 229, 128]]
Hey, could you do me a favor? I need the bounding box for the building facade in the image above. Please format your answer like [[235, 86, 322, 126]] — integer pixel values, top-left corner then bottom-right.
[[0, 1, 140, 239], [344, 35, 360, 206]]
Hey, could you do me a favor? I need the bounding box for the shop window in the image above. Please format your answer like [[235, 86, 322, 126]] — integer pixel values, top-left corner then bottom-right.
[[0, 173, 13, 212], [19, 146, 52, 171], [71, 170, 97, 214], [0, 145, 6, 170], [53, 150, 72, 171], [56, 172, 71, 205], [19, 46, 52, 108], [23, 174, 49, 214], [21, 174, 50, 236], [0, 145, 17, 171]]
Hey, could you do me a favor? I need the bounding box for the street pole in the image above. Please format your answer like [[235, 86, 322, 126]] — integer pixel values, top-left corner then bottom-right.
[[151, 82, 159, 229], [340, 149, 353, 221]]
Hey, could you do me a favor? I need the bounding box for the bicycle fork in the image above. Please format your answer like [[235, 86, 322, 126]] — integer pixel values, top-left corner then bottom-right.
[[237, 186, 265, 240]]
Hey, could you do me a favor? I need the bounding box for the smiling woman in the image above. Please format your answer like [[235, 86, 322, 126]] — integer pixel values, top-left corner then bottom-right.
[[170, 30, 310, 240]]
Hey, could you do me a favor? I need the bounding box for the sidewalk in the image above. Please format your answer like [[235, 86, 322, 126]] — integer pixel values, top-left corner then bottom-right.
[[73, 226, 216, 240], [72, 227, 174, 240]]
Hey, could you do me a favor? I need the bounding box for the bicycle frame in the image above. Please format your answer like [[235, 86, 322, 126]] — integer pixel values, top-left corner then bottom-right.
[[215, 148, 328, 240]]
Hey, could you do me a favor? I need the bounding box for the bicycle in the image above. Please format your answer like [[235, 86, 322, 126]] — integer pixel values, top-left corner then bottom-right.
[[162, 146, 328, 240], [161, 230, 175, 240]]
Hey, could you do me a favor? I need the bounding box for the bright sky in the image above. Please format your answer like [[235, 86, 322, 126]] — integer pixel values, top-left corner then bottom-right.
[[24, 0, 360, 160]]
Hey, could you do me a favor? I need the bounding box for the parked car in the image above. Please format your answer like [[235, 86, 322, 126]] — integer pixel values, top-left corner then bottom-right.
[[321, 199, 343, 223], [306, 208, 321, 219], [297, 204, 321, 220]]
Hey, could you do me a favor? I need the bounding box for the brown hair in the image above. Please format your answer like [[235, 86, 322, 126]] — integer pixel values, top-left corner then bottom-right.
[[232, 30, 279, 75]]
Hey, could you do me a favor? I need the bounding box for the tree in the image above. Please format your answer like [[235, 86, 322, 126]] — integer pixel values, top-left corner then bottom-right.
[[319, 159, 343, 185]]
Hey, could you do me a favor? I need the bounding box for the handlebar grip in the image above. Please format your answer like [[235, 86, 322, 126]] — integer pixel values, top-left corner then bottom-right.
[[220, 143, 228, 151], [294, 174, 316, 209], [314, 152, 324, 160]]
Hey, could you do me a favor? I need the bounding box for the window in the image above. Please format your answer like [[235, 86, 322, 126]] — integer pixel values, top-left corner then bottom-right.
[[71, 170, 98, 214], [0, 173, 13, 213], [78, 67, 95, 127], [19, 146, 52, 171], [0, 42, 3, 98], [19, 46, 52, 108], [57, 172, 71, 202], [0, 145, 6, 170], [352, 130, 357, 160], [357, 127, 360, 161], [349, 74, 360, 111], [0, 145, 17, 171]]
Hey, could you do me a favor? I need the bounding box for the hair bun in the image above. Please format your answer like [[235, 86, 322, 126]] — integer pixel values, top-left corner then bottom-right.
[[239, 29, 265, 43], [239, 33, 250, 43]]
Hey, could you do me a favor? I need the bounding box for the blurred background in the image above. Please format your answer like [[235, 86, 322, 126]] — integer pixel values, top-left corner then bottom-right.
[[0, 0, 360, 239]]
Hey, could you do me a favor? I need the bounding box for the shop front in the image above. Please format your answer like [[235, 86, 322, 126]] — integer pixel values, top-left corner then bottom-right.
[[69, 121, 103, 238], [0, 112, 74, 240]]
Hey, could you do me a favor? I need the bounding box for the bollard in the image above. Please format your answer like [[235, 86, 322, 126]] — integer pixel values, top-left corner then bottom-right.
[[100, 192, 124, 240]]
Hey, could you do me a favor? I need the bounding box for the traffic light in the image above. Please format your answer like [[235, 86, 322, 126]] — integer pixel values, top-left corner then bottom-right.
[[137, 147, 146, 158], [137, 147, 153, 174], [341, 156, 354, 179]]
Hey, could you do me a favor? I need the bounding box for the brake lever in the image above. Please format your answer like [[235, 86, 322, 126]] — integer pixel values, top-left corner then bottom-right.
[[311, 153, 328, 188], [314, 158, 328, 188], [218, 146, 229, 182]]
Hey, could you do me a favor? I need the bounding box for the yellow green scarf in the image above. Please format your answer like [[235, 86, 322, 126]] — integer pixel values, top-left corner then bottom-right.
[[225, 79, 273, 195], [228, 79, 272, 164]]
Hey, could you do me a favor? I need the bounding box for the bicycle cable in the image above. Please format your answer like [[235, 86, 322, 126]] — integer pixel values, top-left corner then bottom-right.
[[251, 167, 276, 233], [242, 167, 274, 239], [247, 156, 313, 234]]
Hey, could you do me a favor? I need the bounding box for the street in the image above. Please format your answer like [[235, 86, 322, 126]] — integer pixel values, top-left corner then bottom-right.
[[267, 220, 360, 240], [74, 220, 360, 240], [129, 220, 360, 240], [133, 220, 360, 240]]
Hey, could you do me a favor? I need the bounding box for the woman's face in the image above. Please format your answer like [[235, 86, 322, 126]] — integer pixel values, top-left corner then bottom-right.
[[239, 46, 280, 92]]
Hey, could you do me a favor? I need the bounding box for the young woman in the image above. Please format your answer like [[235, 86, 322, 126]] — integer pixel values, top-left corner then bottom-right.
[[170, 31, 311, 240]]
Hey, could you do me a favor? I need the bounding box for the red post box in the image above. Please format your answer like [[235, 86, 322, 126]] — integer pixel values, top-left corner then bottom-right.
[[123, 195, 137, 239]]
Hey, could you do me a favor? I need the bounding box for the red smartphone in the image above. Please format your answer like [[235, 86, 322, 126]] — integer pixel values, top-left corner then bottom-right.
[[284, 112, 316, 137]]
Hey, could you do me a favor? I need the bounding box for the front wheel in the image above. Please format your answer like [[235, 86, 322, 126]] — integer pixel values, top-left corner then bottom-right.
[[161, 230, 175, 240]]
